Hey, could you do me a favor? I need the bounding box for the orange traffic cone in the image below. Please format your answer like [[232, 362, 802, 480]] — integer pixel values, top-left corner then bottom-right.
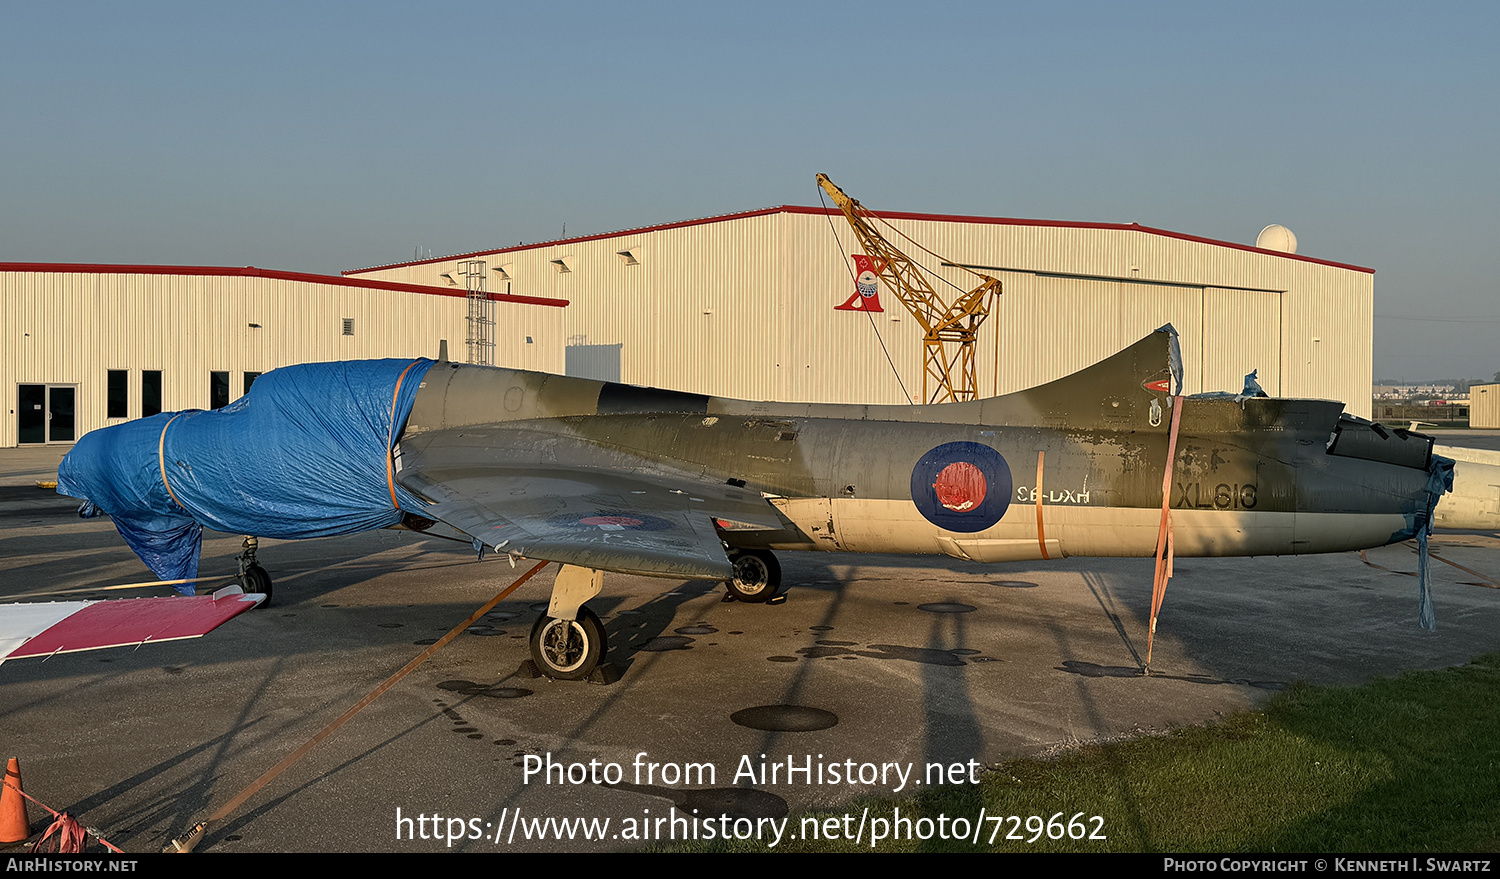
[[0, 758, 29, 843]]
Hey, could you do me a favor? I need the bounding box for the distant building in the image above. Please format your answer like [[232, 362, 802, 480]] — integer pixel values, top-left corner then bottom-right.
[[1473, 384, 1500, 429], [1372, 401, 1470, 427]]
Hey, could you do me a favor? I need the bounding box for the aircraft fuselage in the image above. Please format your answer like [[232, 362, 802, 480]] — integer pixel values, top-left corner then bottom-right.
[[401, 355, 1435, 568]]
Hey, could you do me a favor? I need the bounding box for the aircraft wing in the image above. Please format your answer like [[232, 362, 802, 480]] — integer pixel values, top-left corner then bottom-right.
[[394, 427, 785, 580], [0, 586, 265, 665]]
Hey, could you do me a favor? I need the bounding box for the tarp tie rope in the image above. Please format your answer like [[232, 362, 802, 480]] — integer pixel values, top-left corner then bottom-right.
[[1145, 394, 1184, 669], [157, 412, 188, 510], [385, 359, 423, 510]]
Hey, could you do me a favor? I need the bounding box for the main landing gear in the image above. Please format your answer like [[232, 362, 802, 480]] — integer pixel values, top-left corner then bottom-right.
[[529, 565, 613, 681], [525, 551, 785, 681], [725, 548, 781, 603], [237, 535, 273, 607], [529, 608, 606, 681]]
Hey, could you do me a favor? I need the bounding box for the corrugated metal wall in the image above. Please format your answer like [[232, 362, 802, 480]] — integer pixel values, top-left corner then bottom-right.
[[2, 270, 563, 447], [350, 209, 1373, 416]]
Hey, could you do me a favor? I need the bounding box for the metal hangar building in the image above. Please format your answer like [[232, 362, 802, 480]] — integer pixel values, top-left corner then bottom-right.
[[347, 205, 1374, 412], [4, 205, 1374, 448], [1, 264, 565, 448]]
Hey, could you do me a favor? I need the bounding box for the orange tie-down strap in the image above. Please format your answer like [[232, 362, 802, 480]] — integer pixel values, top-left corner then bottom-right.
[[1035, 450, 1050, 560], [157, 412, 188, 510], [1146, 395, 1185, 667], [385, 359, 424, 510], [194, 560, 551, 840]]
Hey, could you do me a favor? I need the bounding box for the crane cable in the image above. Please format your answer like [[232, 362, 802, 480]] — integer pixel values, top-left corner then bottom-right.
[[864, 206, 990, 296]]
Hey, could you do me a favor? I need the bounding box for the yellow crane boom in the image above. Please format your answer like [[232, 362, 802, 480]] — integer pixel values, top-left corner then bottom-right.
[[816, 173, 1002, 404]]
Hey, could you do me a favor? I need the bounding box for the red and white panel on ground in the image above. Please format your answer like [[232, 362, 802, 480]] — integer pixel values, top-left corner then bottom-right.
[[0, 586, 264, 663]]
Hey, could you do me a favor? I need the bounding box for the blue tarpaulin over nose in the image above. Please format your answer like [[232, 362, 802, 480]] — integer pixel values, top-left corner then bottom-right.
[[58, 358, 434, 593]]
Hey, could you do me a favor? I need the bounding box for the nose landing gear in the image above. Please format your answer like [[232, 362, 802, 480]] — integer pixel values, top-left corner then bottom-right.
[[237, 535, 272, 606]]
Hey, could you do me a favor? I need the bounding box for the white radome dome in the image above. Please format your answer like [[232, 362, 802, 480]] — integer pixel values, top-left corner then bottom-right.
[[1256, 224, 1298, 253]]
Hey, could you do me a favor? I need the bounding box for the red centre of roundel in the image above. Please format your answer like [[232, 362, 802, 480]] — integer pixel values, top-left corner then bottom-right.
[[580, 516, 643, 527], [933, 462, 986, 512]]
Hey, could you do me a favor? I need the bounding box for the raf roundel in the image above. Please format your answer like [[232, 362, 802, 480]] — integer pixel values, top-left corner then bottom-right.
[[910, 442, 1012, 533], [546, 512, 676, 532]]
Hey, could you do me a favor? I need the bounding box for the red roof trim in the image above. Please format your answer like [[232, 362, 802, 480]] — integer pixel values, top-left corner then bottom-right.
[[344, 205, 1373, 276], [0, 262, 569, 307], [811, 207, 1375, 274], [344, 206, 794, 274]]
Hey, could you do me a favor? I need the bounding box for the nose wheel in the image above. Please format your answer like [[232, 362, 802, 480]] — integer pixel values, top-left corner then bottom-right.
[[726, 549, 781, 602], [240, 564, 272, 603], [237, 535, 272, 607], [529, 606, 606, 680]]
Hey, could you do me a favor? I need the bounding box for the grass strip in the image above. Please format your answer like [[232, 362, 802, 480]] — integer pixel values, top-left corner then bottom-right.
[[666, 654, 1500, 852]]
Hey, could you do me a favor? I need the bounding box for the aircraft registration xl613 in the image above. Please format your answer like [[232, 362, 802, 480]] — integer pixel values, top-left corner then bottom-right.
[[58, 326, 1453, 681]]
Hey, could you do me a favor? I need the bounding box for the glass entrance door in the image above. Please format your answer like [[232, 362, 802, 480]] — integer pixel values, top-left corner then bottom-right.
[[17, 385, 44, 444], [47, 386, 75, 442], [16, 384, 77, 444]]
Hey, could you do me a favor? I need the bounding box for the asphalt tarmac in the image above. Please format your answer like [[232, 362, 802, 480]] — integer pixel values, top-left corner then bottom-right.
[[2, 443, 1498, 852]]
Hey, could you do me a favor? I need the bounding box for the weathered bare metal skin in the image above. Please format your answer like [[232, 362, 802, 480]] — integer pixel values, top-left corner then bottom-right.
[[395, 328, 1438, 578]]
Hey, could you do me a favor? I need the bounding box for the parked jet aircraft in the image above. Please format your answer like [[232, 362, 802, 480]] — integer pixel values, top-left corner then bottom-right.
[[57, 326, 1452, 681]]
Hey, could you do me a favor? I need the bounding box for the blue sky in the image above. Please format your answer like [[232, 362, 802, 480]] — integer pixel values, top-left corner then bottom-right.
[[2, 2, 1495, 379]]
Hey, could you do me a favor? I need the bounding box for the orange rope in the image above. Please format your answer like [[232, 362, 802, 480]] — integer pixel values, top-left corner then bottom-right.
[[1360, 547, 1500, 587], [1429, 550, 1500, 587]]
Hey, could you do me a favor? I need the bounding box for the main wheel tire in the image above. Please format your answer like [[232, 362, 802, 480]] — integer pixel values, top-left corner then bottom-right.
[[241, 564, 273, 608], [529, 606, 606, 680], [726, 549, 781, 603]]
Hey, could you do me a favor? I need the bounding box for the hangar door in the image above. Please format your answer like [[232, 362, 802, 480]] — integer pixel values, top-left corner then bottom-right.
[[1119, 283, 1282, 396], [986, 275, 1282, 398], [1200, 287, 1281, 397]]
